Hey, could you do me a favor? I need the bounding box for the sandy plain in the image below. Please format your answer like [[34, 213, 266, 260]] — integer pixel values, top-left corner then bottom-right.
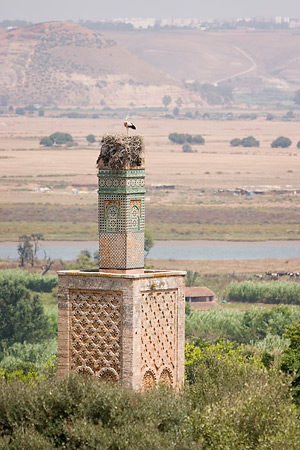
[[0, 116, 300, 205], [0, 115, 300, 243]]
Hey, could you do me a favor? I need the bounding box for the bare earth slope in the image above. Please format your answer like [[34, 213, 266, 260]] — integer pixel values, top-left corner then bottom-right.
[[105, 29, 300, 91], [0, 22, 197, 108]]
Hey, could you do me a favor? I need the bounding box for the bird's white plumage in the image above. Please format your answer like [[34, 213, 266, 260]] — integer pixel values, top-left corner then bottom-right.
[[124, 118, 136, 134]]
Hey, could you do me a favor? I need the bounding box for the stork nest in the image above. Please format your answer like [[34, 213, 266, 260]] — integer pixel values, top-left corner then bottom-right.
[[96, 134, 144, 170]]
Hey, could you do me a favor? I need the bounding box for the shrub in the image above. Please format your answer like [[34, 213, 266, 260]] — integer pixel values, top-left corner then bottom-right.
[[297, 141, 300, 149], [0, 355, 299, 449], [192, 135, 205, 144], [0, 270, 57, 292], [182, 143, 193, 153], [271, 136, 292, 148], [230, 136, 259, 147], [185, 303, 300, 344], [15, 107, 25, 115], [230, 138, 241, 147], [240, 136, 260, 147], [168, 133, 205, 145], [266, 113, 274, 121], [39, 136, 53, 147], [49, 132, 73, 145], [227, 280, 300, 305], [169, 133, 190, 144], [86, 134, 96, 144]]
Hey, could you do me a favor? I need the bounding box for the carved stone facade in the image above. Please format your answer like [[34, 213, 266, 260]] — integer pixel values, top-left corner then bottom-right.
[[141, 290, 177, 388], [58, 270, 185, 389], [70, 289, 121, 381]]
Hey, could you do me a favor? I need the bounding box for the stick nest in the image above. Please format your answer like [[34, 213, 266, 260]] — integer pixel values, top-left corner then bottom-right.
[[97, 134, 144, 170]]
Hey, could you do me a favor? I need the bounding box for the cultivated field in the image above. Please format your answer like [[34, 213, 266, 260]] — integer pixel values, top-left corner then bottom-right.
[[0, 116, 300, 241]]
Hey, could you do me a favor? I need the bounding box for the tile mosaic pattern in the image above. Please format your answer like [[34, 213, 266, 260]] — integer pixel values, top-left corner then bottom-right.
[[98, 169, 145, 269]]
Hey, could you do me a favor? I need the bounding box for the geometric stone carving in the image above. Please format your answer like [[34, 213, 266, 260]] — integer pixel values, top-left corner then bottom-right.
[[70, 290, 121, 381], [141, 290, 177, 387], [58, 270, 186, 390]]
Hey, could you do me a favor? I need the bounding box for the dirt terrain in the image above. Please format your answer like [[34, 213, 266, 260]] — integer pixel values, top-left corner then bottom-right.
[[1, 23, 300, 108], [0, 22, 198, 108], [102, 29, 300, 91], [0, 116, 300, 241]]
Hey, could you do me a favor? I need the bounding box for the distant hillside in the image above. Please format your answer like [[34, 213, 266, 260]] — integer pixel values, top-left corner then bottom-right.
[[105, 29, 300, 105], [0, 22, 198, 108]]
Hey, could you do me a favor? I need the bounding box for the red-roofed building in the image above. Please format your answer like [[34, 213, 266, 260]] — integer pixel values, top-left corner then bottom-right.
[[185, 287, 220, 310]]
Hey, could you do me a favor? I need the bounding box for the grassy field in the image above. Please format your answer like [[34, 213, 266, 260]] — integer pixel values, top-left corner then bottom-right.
[[0, 116, 300, 241]]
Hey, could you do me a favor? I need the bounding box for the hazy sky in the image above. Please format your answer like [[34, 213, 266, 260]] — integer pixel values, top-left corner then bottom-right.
[[2, 0, 300, 22]]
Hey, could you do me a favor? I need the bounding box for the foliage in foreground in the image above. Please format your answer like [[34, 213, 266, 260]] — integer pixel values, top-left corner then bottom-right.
[[0, 342, 300, 449], [281, 320, 300, 403]]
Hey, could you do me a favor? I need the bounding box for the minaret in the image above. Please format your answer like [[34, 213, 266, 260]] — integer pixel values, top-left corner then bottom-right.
[[57, 133, 185, 390], [97, 135, 145, 271]]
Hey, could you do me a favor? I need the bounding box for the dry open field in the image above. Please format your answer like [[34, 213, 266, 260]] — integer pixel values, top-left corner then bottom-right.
[[0, 116, 300, 241]]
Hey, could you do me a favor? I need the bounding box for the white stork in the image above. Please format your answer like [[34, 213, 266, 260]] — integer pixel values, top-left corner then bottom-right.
[[124, 118, 136, 135]]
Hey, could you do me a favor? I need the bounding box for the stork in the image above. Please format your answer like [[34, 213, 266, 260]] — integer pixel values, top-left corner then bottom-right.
[[124, 118, 136, 135]]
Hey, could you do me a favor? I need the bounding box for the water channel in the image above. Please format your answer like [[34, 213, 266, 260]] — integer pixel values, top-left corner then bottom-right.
[[0, 240, 299, 261]]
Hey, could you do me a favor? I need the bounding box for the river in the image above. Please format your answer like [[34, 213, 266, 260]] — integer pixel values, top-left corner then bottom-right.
[[0, 240, 299, 261]]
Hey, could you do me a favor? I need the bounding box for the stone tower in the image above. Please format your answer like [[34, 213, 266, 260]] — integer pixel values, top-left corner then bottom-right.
[[97, 135, 145, 271], [58, 134, 185, 389]]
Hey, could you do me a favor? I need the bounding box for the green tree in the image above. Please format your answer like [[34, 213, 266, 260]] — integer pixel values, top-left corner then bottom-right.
[[281, 320, 300, 402], [0, 275, 52, 351], [162, 95, 171, 109], [38, 108, 44, 117], [192, 135, 205, 144], [271, 136, 292, 148], [17, 235, 33, 267], [173, 107, 180, 116], [144, 229, 154, 258], [230, 138, 241, 147], [86, 134, 96, 144], [49, 132, 73, 145], [297, 141, 300, 149], [182, 143, 193, 153], [40, 136, 53, 147], [266, 113, 274, 121], [240, 136, 260, 147], [30, 233, 44, 267], [73, 250, 97, 270], [15, 107, 25, 115]]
